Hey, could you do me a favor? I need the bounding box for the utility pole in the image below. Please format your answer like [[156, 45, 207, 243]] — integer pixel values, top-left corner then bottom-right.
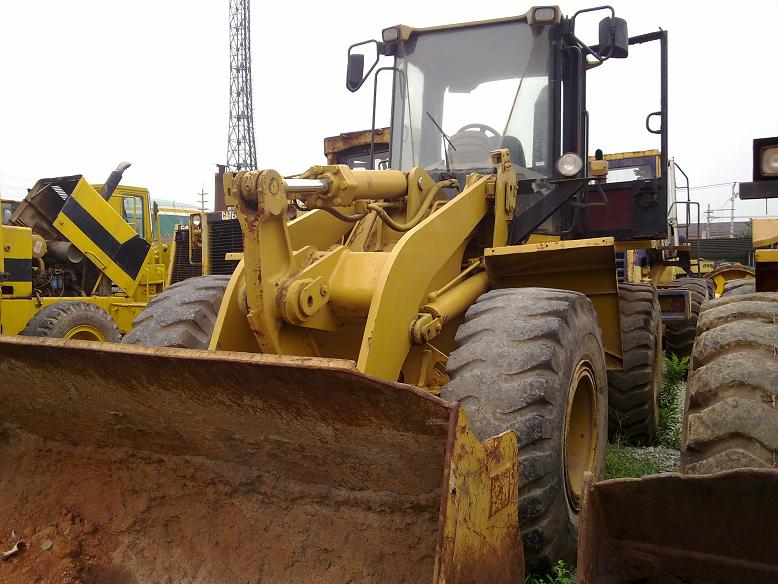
[[226, 0, 257, 172], [729, 183, 737, 239], [705, 203, 712, 239], [198, 189, 208, 213]]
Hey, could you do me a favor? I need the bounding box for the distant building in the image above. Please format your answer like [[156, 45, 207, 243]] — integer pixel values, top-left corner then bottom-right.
[[684, 222, 750, 240]]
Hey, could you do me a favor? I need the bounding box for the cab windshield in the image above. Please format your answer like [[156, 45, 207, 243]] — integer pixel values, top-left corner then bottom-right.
[[390, 20, 553, 176]]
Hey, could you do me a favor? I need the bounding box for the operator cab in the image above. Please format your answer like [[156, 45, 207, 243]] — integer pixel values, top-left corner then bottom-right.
[[346, 6, 670, 245]]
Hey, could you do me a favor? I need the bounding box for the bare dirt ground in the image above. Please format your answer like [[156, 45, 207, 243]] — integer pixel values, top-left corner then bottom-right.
[[0, 425, 439, 584]]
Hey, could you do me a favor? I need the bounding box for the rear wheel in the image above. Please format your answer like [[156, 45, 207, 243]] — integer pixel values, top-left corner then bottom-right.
[[442, 288, 607, 570], [606, 283, 661, 443], [681, 293, 778, 474], [722, 278, 755, 296], [664, 277, 711, 358], [21, 301, 120, 342], [122, 275, 230, 348]]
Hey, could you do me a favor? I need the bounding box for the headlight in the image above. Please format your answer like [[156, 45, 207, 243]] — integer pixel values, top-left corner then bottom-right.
[[761, 146, 778, 177], [382, 26, 400, 43], [532, 7, 557, 23], [192, 214, 202, 228], [556, 153, 583, 177]]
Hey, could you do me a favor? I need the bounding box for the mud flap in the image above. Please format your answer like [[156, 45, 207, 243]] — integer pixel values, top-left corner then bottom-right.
[[576, 470, 778, 583], [0, 335, 522, 583]]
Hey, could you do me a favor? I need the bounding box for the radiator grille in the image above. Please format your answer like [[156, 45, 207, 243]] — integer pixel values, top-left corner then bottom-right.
[[208, 218, 243, 276], [169, 228, 202, 285]]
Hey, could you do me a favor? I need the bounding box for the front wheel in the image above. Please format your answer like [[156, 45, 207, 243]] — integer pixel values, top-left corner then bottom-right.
[[122, 275, 231, 348], [21, 301, 120, 342], [442, 288, 608, 571]]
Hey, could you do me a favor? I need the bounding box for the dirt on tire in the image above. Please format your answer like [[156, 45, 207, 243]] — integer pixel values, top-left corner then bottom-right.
[[721, 277, 755, 296], [681, 293, 778, 474], [606, 283, 661, 443], [20, 301, 120, 342], [442, 287, 608, 571], [122, 275, 230, 348]]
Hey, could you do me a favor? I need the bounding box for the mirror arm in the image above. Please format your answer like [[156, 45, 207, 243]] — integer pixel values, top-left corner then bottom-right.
[[346, 39, 386, 93], [566, 5, 617, 61]]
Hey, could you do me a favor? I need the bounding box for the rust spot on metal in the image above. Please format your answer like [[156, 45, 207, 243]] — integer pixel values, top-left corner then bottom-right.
[[576, 469, 778, 583], [323, 128, 390, 164]]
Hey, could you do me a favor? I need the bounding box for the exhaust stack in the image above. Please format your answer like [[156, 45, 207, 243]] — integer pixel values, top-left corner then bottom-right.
[[99, 161, 132, 200]]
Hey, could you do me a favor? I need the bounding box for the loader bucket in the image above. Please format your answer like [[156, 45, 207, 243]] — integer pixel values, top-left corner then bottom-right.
[[0, 335, 522, 583], [576, 470, 778, 583]]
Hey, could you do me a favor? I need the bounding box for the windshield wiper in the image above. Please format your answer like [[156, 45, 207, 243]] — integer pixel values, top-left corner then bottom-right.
[[426, 112, 456, 173]]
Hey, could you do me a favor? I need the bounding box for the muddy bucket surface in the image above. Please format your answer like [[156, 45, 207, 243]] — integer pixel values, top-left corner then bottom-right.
[[576, 470, 778, 583], [0, 335, 521, 583]]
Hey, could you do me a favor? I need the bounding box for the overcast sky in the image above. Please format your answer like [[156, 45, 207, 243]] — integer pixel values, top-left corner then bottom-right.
[[1, 1, 776, 224]]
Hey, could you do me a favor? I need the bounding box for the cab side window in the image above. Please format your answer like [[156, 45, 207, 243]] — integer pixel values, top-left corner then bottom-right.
[[122, 195, 146, 239]]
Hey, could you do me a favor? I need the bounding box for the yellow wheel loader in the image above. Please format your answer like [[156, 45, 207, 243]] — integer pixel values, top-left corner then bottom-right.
[[0, 163, 167, 340], [579, 138, 778, 582], [1, 7, 776, 583]]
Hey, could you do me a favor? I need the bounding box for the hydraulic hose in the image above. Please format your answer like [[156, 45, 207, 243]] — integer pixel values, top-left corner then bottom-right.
[[368, 179, 458, 233]]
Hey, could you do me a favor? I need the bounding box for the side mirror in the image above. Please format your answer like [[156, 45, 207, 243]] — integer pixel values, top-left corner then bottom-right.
[[346, 40, 380, 92], [346, 54, 365, 92], [152, 201, 159, 220], [598, 17, 629, 59]]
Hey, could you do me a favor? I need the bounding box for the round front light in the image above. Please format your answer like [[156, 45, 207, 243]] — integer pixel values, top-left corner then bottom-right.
[[557, 153, 584, 177], [192, 214, 202, 228], [761, 146, 778, 177]]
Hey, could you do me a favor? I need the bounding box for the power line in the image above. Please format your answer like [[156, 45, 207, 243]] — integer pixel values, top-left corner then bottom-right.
[[685, 182, 736, 191]]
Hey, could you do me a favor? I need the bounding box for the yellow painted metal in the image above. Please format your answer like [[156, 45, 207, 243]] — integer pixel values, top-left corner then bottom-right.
[[484, 238, 622, 369], [209, 208, 355, 352], [56, 178, 151, 295], [752, 217, 778, 248], [224, 159, 517, 382], [705, 263, 755, 296], [289, 164, 407, 207], [0, 225, 33, 298], [614, 239, 654, 252], [0, 296, 145, 336], [755, 249, 778, 292], [209, 260, 260, 353], [564, 361, 597, 510], [590, 149, 662, 178], [389, 6, 559, 43], [63, 324, 106, 341], [526, 233, 561, 244], [434, 409, 522, 583], [357, 177, 492, 378]]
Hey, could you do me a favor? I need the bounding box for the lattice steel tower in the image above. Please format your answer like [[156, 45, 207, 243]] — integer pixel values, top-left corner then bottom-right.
[[226, 0, 257, 171]]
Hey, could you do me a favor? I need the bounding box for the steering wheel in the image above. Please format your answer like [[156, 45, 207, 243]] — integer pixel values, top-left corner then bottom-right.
[[455, 123, 502, 139]]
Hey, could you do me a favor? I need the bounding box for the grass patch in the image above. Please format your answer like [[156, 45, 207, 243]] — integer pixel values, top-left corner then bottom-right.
[[604, 437, 661, 479], [526, 560, 575, 584], [656, 354, 688, 449]]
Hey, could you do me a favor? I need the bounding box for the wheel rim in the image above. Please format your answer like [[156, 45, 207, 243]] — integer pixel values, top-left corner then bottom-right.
[[564, 360, 597, 511], [64, 325, 105, 341]]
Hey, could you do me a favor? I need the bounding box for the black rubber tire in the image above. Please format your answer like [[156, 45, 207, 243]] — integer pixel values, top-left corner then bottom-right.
[[442, 288, 608, 571], [606, 283, 662, 443], [20, 301, 120, 342], [122, 275, 231, 348], [664, 277, 711, 358], [722, 278, 755, 296], [681, 293, 778, 474]]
